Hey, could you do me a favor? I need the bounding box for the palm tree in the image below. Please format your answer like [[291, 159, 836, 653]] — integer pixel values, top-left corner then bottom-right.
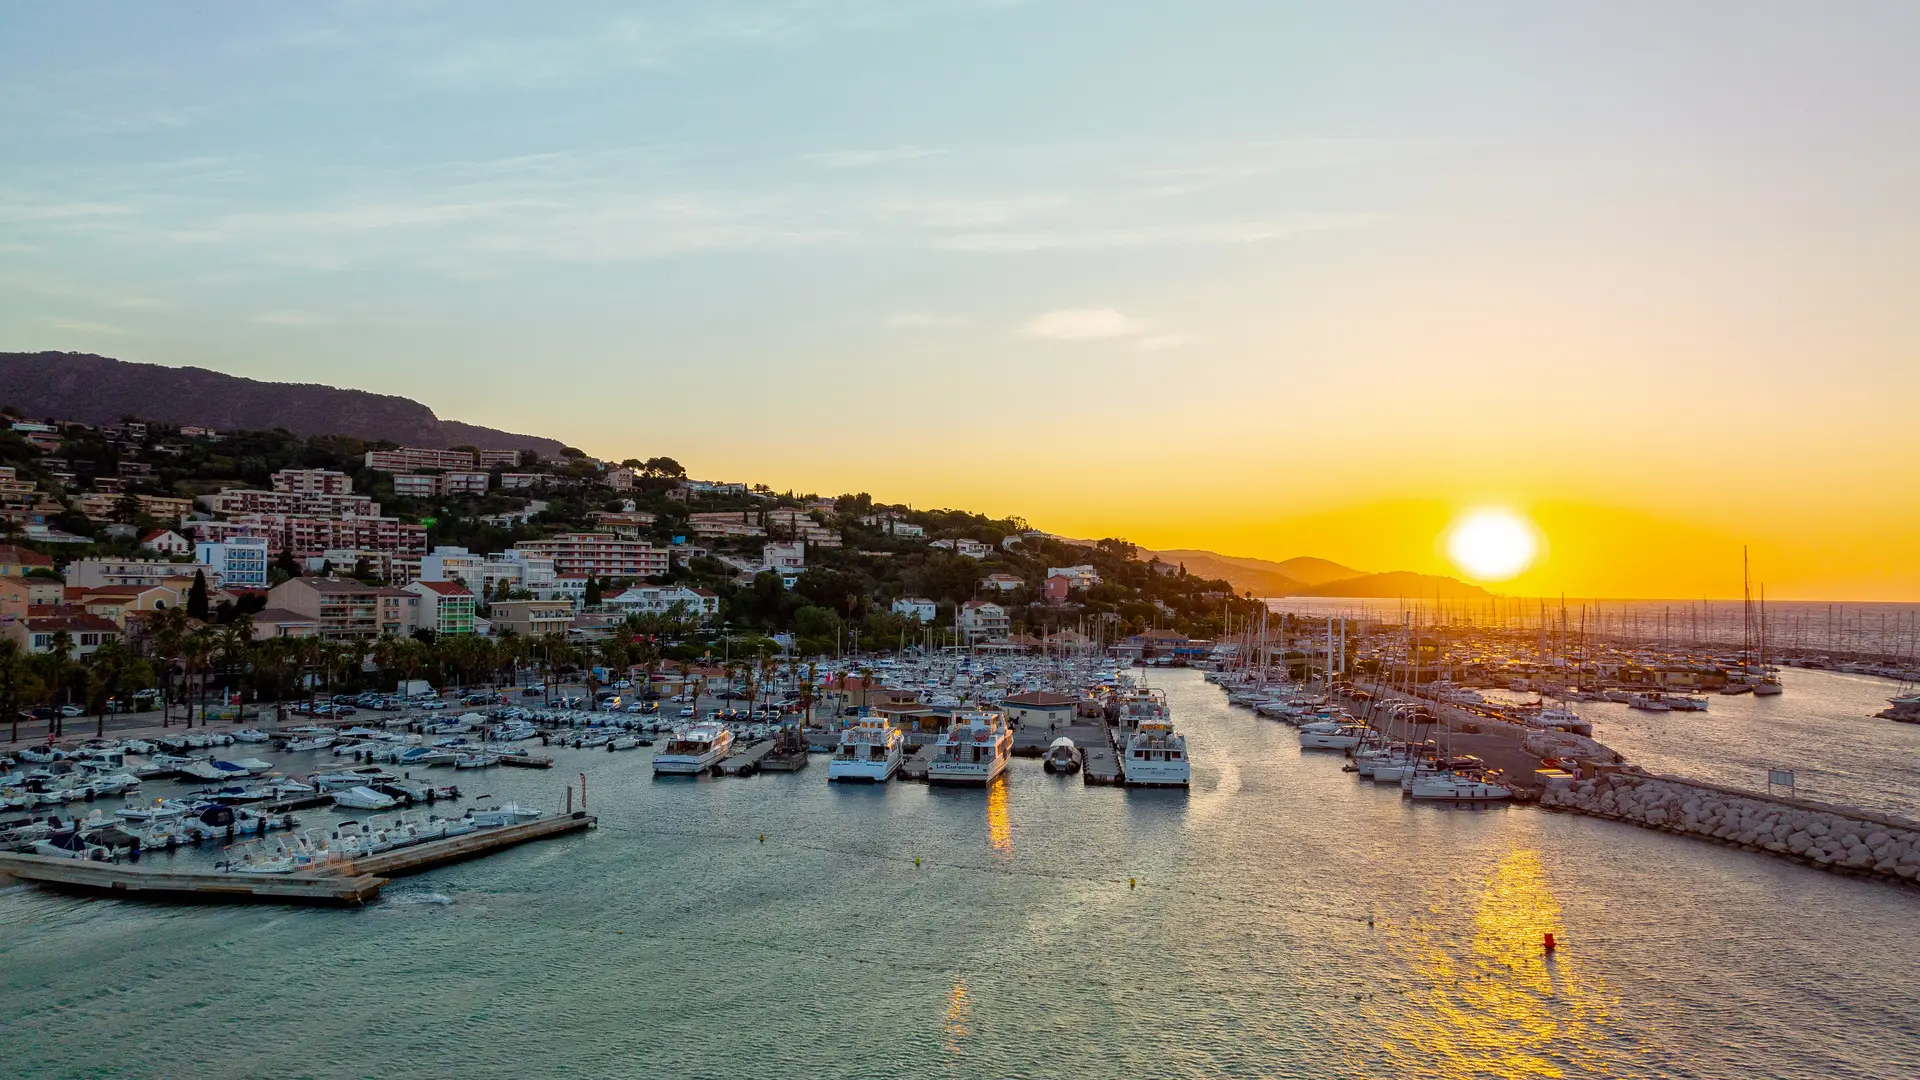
[[148, 605, 191, 727], [1, 637, 24, 743], [180, 628, 214, 728], [86, 640, 131, 738], [215, 614, 255, 715]]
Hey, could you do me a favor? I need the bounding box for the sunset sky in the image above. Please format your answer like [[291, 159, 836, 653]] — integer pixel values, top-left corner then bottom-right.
[[4, 3, 1917, 600]]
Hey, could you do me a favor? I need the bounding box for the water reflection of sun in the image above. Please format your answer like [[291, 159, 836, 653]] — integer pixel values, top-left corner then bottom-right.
[[986, 776, 1012, 853], [943, 977, 972, 1056], [1373, 850, 1622, 1079]]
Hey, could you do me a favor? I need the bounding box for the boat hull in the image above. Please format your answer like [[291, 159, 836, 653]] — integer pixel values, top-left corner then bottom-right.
[[827, 755, 901, 783], [926, 758, 1009, 785]]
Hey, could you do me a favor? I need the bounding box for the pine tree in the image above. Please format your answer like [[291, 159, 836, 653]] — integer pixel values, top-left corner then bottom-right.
[[584, 575, 603, 607], [186, 569, 211, 621]]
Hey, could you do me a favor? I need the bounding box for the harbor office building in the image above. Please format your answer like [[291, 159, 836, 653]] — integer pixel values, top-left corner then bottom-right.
[[1001, 691, 1078, 728]]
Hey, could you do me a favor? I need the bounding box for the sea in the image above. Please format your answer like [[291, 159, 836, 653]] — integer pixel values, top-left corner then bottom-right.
[[3, 668, 1917, 1079]]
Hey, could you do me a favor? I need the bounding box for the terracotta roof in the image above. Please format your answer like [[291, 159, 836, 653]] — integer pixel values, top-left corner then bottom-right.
[[413, 579, 471, 596], [25, 613, 121, 634], [1004, 691, 1078, 708], [0, 544, 54, 567], [252, 607, 319, 625]]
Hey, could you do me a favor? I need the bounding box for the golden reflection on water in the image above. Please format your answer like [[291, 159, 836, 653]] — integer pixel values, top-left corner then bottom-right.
[[943, 977, 972, 1056], [1372, 849, 1620, 1079], [986, 776, 1012, 853]]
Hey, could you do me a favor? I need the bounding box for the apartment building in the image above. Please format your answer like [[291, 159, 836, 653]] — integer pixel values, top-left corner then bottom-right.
[[271, 469, 353, 496], [487, 598, 575, 637], [377, 588, 420, 637], [499, 473, 543, 490], [477, 449, 524, 468], [440, 471, 491, 495], [364, 447, 477, 472], [391, 474, 439, 499], [194, 514, 426, 561], [958, 600, 1012, 643], [5, 612, 122, 656], [196, 536, 271, 588], [687, 511, 767, 539], [67, 557, 203, 589], [604, 584, 720, 622], [513, 533, 667, 582], [420, 546, 558, 596], [204, 488, 378, 517], [265, 577, 381, 641], [407, 579, 476, 636]]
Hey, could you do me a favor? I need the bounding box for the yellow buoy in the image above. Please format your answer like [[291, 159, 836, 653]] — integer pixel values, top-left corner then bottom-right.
[[759, 833, 766, 843], [914, 856, 921, 867], [1129, 877, 1136, 889]]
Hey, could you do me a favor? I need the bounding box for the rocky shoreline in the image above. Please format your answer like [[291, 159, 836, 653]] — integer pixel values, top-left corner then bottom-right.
[[1540, 771, 1920, 885]]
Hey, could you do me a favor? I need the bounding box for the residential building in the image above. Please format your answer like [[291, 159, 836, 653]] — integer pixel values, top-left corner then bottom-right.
[[408, 580, 477, 636], [477, 449, 524, 468], [441, 471, 491, 495], [364, 447, 477, 472], [5, 612, 121, 656], [266, 577, 381, 641], [67, 557, 202, 590], [392, 474, 440, 499], [420, 546, 557, 596], [1002, 690, 1078, 728], [588, 510, 656, 539], [193, 514, 427, 562], [687, 511, 768, 539], [203, 488, 377, 517], [958, 600, 1011, 643], [1042, 576, 1072, 604], [420, 546, 486, 591], [984, 573, 1024, 592], [604, 584, 720, 622], [65, 584, 179, 628], [0, 576, 30, 625], [271, 469, 353, 496], [0, 543, 55, 577], [140, 529, 193, 556], [487, 599, 576, 637], [605, 466, 636, 492], [500, 472, 543, 490], [860, 514, 926, 538], [197, 536, 271, 589], [377, 589, 420, 637], [1047, 565, 1101, 589], [890, 596, 938, 623], [931, 538, 992, 559], [71, 493, 194, 521], [762, 542, 806, 572], [251, 608, 321, 640], [514, 533, 667, 582]]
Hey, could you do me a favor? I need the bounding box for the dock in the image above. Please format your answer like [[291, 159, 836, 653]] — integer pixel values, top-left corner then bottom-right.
[[0, 851, 382, 906], [322, 812, 596, 878], [760, 748, 811, 772], [898, 744, 935, 782], [717, 739, 776, 776], [255, 793, 337, 814], [496, 753, 553, 769], [1082, 736, 1123, 785], [0, 813, 596, 907]]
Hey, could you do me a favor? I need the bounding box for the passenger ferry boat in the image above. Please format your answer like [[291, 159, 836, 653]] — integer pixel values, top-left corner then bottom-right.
[[827, 716, 905, 782], [926, 711, 1012, 786], [1122, 712, 1190, 788], [652, 722, 734, 775]]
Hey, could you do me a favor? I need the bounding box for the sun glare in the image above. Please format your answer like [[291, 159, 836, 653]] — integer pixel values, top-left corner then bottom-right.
[[1445, 508, 1538, 581]]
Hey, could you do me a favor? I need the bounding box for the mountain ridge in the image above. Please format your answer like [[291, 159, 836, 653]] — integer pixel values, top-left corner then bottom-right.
[[1147, 548, 1489, 600], [0, 351, 565, 458]]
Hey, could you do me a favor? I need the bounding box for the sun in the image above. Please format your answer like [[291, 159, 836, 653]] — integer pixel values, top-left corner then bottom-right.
[[1445, 508, 1539, 581]]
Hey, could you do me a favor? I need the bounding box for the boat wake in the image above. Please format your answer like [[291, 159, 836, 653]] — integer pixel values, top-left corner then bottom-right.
[[388, 891, 454, 907]]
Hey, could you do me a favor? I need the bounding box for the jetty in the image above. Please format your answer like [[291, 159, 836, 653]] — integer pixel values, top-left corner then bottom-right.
[[717, 739, 776, 776], [897, 744, 936, 782], [0, 812, 597, 907], [1082, 737, 1122, 785]]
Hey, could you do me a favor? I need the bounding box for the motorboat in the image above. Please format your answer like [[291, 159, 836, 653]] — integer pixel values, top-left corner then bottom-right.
[[1626, 692, 1673, 712], [827, 716, 905, 782], [653, 722, 734, 775], [1042, 737, 1083, 775], [926, 711, 1012, 786], [464, 798, 541, 827], [332, 786, 400, 811]]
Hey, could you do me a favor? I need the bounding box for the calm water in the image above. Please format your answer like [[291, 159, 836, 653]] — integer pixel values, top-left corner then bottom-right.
[[4, 669, 1918, 1079]]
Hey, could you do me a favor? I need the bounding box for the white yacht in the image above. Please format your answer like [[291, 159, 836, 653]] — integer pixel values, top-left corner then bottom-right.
[[653, 721, 734, 775], [1408, 771, 1513, 802], [1299, 723, 1367, 750], [332, 786, 398, 811], [827, 716, 905, 782], [1626, 692, 1673, 712], [926, 711, 1013, 786], [1122, 713, 1190, 788]]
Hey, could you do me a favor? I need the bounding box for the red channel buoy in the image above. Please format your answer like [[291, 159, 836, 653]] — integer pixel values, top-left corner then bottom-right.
[[1543, 932, 1557, 953]]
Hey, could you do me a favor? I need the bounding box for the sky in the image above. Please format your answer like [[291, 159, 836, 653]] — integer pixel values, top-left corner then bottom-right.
[[3, 2, 1918, 601]]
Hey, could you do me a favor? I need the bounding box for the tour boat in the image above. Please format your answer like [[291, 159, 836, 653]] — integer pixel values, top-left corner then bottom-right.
[[1042, 737, 1083, 775], [827, 716, 905, 782], [653, 721, 734, 775], [926, 711, 1013, 785], [1122, 712, 1190, 788]]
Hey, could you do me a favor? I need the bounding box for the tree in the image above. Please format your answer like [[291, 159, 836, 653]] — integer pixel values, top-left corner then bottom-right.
[[0, 637, 24, 743], [86, 640, 130, 738], [584, 575, 603, 607], [186, 569, 211, 621]]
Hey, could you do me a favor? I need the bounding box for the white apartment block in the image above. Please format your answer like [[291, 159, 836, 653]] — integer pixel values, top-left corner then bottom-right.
[[441, 471, 491, 495], [392, 474, 440, 498], [891, 597, 938, 623], [605, 584, 720, 622], [365, 447, 478, 472], [958, 600, 1012, 643], [271, 469, 353, 496], [196, 536, 270, 588], [513, 533, 667, 582]]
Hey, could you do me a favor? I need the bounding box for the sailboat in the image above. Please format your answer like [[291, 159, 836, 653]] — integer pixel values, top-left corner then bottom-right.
[[1745, 551, 1784, 696]]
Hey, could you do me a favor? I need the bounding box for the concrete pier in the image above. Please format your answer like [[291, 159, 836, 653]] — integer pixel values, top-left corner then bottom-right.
[[717, 740, 776, 776]]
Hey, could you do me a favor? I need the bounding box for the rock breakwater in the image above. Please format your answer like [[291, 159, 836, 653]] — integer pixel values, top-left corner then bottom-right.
[[1541, 772, 1920, 884]]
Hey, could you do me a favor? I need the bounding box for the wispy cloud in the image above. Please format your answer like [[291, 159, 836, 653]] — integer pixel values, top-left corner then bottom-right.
[[251, 309, 331, 327], [1135, 334, 1186, 352], [47, 317, 126, 335], [887, 312, 968, 329], [1021, 307, 1150, 341], [806, 147, 946, 169]]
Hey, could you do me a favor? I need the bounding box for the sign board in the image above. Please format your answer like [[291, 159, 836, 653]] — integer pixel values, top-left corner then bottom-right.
[[1767, 769, 1795, 795]]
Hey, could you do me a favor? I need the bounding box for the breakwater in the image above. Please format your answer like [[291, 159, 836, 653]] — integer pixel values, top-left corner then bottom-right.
[[1541, 771, 1920, 884]]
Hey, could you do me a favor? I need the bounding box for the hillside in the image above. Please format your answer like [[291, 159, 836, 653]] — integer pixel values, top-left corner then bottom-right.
[[0, 352, 564, 458], [1149, 548, 1488, 600]]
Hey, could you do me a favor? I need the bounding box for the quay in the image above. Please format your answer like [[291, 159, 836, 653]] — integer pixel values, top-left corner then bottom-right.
[[717, 739, 776, 776], [0, 851, 381, 906], [0, 812, 596, 907], [1082, 737, 1122, 785]]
